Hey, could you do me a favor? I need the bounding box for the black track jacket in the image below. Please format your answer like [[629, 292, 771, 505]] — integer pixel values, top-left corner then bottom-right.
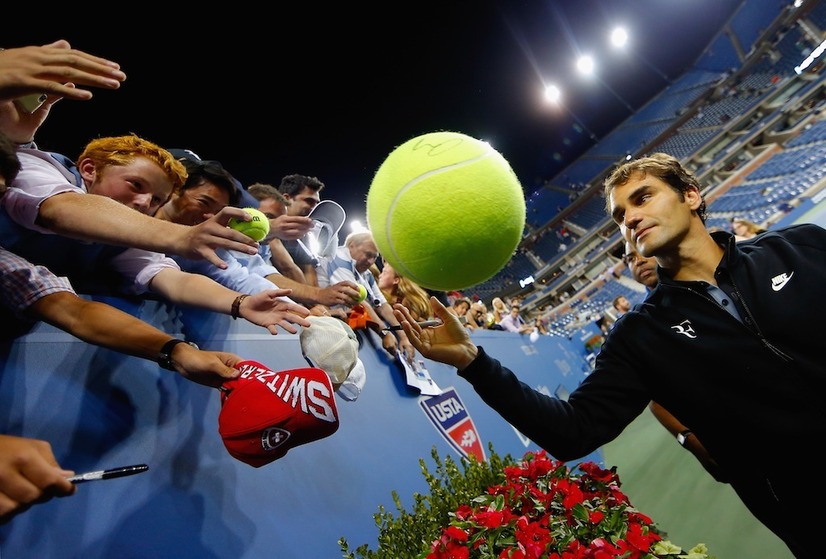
[[460, 224, 826, 479]]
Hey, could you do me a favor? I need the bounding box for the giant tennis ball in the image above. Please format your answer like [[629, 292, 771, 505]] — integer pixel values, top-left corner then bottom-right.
[[228, 207, 270, 242], [367, 132, 526, 291]]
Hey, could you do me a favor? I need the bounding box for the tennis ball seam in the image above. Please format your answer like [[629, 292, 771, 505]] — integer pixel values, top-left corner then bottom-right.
[[384, 149, 496, 284]]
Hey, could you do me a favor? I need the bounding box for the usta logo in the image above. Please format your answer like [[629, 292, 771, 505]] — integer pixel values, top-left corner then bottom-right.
[[427, 397, 465, 421]]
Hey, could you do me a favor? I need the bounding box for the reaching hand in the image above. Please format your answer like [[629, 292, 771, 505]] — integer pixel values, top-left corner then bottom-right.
[[0, 40, 126, 144], [265, 215, 313, 242], [0, 435, 76, 524], [0, 40, 126, 103], [239, 290, 313, 335], [178, 207, 264, 268], [394, 297, 478, 370], [381, 331, 399, 355], [316, 281, 362, 307], [167, 345, 243, 388], [398, 337, 416, 363]]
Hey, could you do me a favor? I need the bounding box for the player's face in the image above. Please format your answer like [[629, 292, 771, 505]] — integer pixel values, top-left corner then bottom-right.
[[284, 186, 320, 217], [609, 172, 699, 258], [166, 180, 230, 225], [85, 156, 174, 216]]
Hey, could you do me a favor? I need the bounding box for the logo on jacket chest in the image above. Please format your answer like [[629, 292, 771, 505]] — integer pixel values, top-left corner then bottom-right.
[[771, 271, 793, 291], [671, 320, 697, 339]]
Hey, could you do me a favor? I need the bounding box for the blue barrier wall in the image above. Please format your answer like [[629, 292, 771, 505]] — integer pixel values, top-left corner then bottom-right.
[[0, 298, 600, 559]]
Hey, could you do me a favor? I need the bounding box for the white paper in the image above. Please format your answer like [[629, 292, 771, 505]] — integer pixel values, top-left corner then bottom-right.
[[398, 351, 442, 396]]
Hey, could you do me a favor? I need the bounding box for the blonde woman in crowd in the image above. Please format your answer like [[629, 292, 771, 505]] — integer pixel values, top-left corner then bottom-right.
[[374, 262, 433, 321], [490, 297, 508, 325], [731, 217, 766, 241]]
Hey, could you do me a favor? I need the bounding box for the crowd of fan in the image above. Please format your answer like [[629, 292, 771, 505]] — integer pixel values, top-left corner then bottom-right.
[[0, 40, 562, 524]]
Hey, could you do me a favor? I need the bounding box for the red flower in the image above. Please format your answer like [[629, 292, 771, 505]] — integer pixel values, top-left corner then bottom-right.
[[426, 451, 704, 559], [445, 525, 469, 543], [455, 504, 474, 521], [473, 509, 506, 529], [588, 510, 604, 524]]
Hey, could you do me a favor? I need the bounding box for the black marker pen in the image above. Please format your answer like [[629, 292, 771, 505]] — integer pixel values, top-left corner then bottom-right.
[[383, 320, 442, 332], [67, 464, 149, 484]]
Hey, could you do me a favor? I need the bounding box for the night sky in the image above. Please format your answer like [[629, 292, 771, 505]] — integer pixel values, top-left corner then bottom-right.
[[6, 1, 743, 228]]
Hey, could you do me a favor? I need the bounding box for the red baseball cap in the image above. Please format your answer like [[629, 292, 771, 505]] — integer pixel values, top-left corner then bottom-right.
[[218, 361, 340, 467]]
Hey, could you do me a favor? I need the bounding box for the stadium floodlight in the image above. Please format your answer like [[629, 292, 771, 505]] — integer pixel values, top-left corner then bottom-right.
[[609, 25, 670, 83], [795, 37, 826, 74], [576, 55, 595, 75], [544, 84, 562, 103], [542, 83, 598, 141], [610, 27, 628, 48]]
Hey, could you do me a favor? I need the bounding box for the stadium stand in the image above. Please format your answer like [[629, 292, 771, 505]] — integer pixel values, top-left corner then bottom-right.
[[462, 0, 826, 347]]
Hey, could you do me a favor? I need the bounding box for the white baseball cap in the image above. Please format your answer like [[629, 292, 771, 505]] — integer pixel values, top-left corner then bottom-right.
[[337, 358, 366, 402], [300, 200, 346, 260], [299, 315, 359, 387]]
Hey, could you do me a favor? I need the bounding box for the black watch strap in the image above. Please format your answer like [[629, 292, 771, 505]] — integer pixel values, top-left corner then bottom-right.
[[158, 339, 198, 371]]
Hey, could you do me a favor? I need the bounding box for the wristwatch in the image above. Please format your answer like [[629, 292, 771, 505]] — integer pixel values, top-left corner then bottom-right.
[[158, 339, 199, 371], [676, 429, 693, 447]]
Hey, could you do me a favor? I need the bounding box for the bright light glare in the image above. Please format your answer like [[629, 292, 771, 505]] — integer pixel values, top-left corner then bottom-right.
[[350, 219, 368, 233], [544, 84, 562, 103], [576, 55, 594, 75], [795, 37, 826, 74], [610, 27, 628, 48]]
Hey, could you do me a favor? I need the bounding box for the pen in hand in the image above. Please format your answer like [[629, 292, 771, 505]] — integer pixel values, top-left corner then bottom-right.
[[67, 464, 149, 484], [383, 320, 442, 332]]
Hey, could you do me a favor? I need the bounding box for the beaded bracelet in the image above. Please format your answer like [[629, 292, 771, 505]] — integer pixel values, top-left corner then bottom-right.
[[231, 294, 249, 320]]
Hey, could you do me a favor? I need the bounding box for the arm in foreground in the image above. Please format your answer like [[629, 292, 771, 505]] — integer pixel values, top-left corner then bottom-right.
[[30, 292, 242, 388], [149, 269, 312, 335], [395, 296, 641, 461], [37, 195, 261, 269]]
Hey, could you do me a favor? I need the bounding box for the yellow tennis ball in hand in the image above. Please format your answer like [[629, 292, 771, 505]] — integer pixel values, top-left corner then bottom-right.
[[355, 284, 368, 302], [228, 208, 270, 242], [367, 131, 526, 291]]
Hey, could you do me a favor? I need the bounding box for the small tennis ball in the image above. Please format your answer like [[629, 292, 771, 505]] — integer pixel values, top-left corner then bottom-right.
[[366, 131, 526, 291], [228, 207, 270, 242], [355, 284, 368, 302]]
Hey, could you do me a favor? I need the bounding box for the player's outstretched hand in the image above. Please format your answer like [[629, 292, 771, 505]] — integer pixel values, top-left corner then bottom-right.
[[394, 297, 478, 370]]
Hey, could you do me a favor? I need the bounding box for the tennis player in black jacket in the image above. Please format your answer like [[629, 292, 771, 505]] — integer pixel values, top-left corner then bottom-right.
[[395, 153, 825, 559]]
